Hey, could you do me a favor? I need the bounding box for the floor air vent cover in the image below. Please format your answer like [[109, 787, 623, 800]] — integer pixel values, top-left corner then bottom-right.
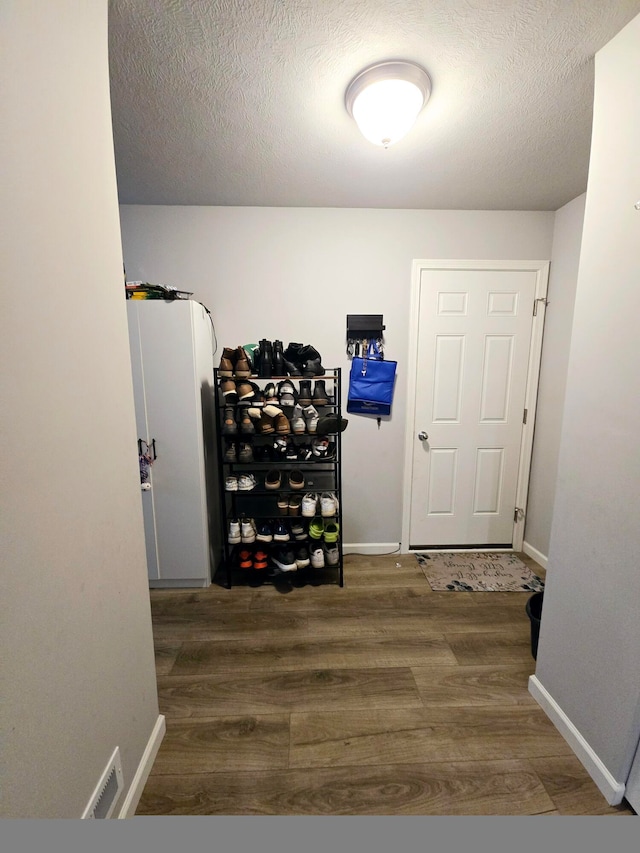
[[82, 746, 124, 819]]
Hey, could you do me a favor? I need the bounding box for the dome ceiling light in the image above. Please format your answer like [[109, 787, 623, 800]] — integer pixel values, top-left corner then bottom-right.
[[345, 60, 432, 149]]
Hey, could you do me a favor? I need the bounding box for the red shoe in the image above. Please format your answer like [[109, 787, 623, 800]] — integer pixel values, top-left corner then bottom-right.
[[238, 548, 253, 569], [253, 549, 269, 570]]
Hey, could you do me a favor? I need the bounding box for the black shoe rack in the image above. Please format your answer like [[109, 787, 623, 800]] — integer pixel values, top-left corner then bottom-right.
[[213, 368, 344, 588]]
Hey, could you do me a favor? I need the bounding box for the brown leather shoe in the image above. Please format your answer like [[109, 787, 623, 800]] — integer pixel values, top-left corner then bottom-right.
[[220, 378, 237, 402], [248, 407, 275, 434], [236, 382, 255, 402], [273, 412, 291, 434], [218, 346, 237, 377], [234, 346, 251, 379]]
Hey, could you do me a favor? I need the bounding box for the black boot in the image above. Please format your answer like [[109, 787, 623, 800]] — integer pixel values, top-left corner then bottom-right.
[[264, 340, 274, 378], [283, 341, 304, 376], [284, 342, 304, 362], [312, 380, 329, 405], [283, 358, 302, 376], [303, 358, 325, 377], [299, 345, 324, 377], [298, 380, 312, 406], [259, 339, 273, 378], [273, 340, 285, 377]]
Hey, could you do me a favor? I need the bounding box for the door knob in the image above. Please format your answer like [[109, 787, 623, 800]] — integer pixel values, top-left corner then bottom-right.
[[418, 431, 429, 441]]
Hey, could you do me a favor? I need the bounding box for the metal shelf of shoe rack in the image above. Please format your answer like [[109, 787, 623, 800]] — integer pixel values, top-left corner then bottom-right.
[[213, 368, 344, 588]]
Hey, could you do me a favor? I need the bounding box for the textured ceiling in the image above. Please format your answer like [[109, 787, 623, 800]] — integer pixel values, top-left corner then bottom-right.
[[108, 0, 640, 210]]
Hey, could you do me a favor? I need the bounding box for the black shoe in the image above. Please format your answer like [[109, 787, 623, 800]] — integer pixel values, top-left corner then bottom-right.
[[283, 359, 302, 376], [254, 444, 271, 463], [272, 435, 289, 459], [238, 442, 253, 463], [222, 405, 238, 435], [290, 519, 308, 541], [297, 344, 321, 362], [272, 546, 297, 573], [273, 340, 285, 377], [283, 342, 304, 363], [297, 443, 313, 461], [223, 440, 237, 462], [259, 339, 273, 378], [312, 380, 329, 405], [294, 544, 310, 569], [237, 406, 256, 434], [298, 380, 312, 406], [286, 441, 298, 461], [303, 358, 325, 377], [316, 414, 348, 434]]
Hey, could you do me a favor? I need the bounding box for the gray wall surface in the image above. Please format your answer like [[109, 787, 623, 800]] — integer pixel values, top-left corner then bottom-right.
[[524, 193, 585, 561], [119, 206, 554, 547], [535, 13, 640, 785], [1, 0, 160, 817]]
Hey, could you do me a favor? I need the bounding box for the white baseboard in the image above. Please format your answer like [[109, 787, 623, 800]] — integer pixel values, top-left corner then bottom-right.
[[343, 543, 401, 556], [117, 714, 166, 818], [522, 541, 548, 570], [528, 676, 625, 805]]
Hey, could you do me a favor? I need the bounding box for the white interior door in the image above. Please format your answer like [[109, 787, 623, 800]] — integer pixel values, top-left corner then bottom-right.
[[405, 261, 548, 549]]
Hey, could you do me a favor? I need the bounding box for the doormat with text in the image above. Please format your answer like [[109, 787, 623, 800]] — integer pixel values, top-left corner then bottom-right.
[[415, 552, 545, 592]]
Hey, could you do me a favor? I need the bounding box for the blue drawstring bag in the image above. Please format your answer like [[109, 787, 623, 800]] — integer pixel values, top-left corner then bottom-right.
[[347, 340, 397, 416]]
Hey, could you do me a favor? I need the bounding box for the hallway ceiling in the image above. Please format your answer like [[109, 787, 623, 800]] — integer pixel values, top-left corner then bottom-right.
[[108, 1, 640, 210]]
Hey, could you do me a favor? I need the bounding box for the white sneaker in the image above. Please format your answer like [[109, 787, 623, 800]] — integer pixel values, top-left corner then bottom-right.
[[301, 493, 318, 517], [240, 518, 256, 543], [291, 404, 306, 434], [228, 519, 241, 544], [238, 473, 257, 491], [225, 475, 238, 491], [324, 543, 339, 566], [303, 404, 319, 434], [320, 492, 338, 517], [310, 543, 325, 568], [278, 380, 296, 407], [311, 436, 330, 456]]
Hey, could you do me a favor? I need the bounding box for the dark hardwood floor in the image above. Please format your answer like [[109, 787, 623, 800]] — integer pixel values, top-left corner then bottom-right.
[[136, 552, 635, 815]]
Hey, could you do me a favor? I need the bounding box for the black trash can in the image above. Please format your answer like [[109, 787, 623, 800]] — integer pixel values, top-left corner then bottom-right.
[[526, 592, 544, 660]]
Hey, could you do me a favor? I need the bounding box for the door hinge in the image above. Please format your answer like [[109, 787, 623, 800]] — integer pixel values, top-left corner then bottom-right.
[[533, 298, 549, 316], [514, 507, 524, 523], [523, 408, 528, 424]]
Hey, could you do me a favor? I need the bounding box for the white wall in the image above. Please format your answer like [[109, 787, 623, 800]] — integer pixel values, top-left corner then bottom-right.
[[533, 12, 640, 795], [0, 1, 160, 817], [120, 206, 554, 547], [524, 193, 586, 563]]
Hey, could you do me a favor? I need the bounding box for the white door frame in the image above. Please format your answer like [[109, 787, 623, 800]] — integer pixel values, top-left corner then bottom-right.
[[401, 259, 550, 553]]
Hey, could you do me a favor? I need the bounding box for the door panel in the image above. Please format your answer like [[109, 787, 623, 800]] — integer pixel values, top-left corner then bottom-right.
[[409, 267, 537, 548]]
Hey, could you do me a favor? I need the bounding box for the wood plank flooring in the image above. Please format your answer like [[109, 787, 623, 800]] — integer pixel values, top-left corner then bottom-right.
[[137, 552, 635, 815]]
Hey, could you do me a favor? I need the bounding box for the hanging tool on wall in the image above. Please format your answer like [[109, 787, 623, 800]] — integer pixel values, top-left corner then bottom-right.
[[346, 314, 385, 358]]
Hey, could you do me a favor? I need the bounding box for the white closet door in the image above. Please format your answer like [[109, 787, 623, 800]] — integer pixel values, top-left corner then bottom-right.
[[136, 301, 210, 582], [127, 303, 160, 580]]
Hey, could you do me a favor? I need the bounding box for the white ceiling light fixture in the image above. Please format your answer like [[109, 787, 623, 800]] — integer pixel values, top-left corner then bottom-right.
[[345, 60, 432, 149]]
